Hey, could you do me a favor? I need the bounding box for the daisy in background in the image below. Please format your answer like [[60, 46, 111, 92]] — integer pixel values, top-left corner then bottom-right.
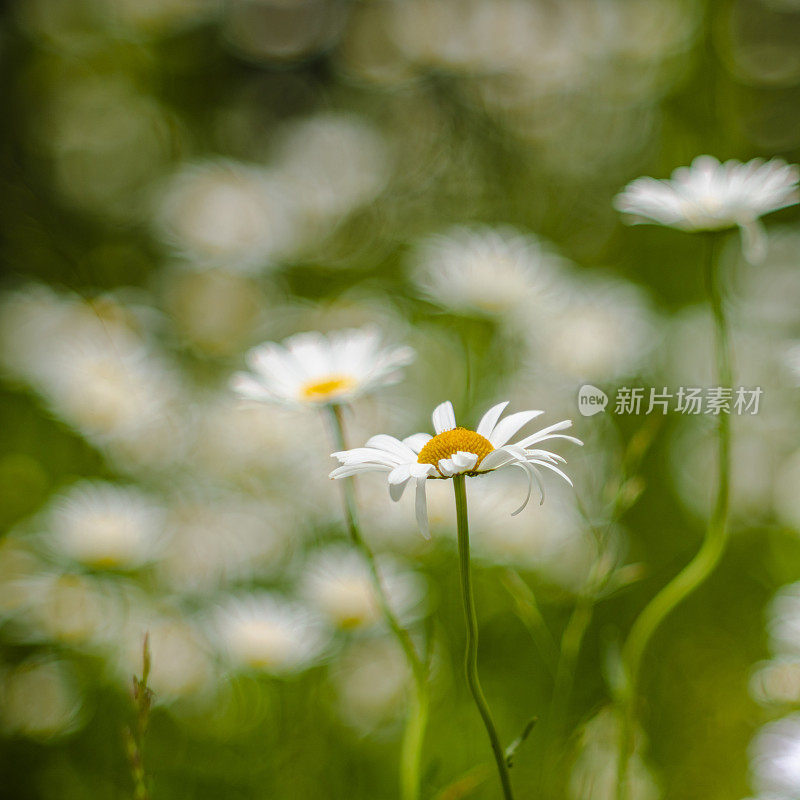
[[614, 154, 799, 262], [611, 152, 799, 799], [44, 481, 167, 571], [330, 399, 581, 537], [231, 326, 414, 409], [331, 398, 581, 800], [231, 325, 431, 800], [211, 593, 331, 677], [412, 225, 564, 321], [301, 545, 426, 632]]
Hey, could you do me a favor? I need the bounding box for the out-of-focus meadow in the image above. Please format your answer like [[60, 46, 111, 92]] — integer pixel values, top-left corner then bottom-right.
[[2, 1, 800, 798]]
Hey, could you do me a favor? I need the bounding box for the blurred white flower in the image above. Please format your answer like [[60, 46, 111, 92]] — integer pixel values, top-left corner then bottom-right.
[[301, 545, 425, 631], [569, 707, 659, 800], [115, 614, 217, 701], [22, 573, 127, 650], [212, 593, 331, 675], [160, 266, 266, 356], [751, 658, 800, 706], [749, 714, 800, 799], [0, 659, 84, 739], [232, 327, 414, 408], [769, 583, 800, 656], [330, 400, 581, 536], [156, 495, 297, 594], [466, 479, 597, 592], [45, 481, 166, 570], [773, 449, 800, 531], [532, 275, 658, 382], [331, 637, 411, 731], [412, 225, 563, 319], [157, 160, 296, 272], [615, 155, 799, 262], [272, 113, 389, 223], [222, 0, 348, 64]]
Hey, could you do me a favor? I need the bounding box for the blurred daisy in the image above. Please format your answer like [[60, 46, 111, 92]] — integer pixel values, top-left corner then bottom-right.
[[212, 593, 331, 676], [232, 327, 414, 408], [413, 225, 562, 319], [749, 714, 800, 799], [273, 113, 389, 223], [0, 659, 84, 739], [769, 583, 800, 655], [569, 708, 659, 800], [301, 545, 425, 631], [46, 481, 166, 570], [750, 658, 800, 706], [331, 637, 411, 732], [157, 160, 296, 272], [330, 400, 581, 536], [614, 155, 799, 262], [114, 614, 216, 700], [534, 276, 657, 382]]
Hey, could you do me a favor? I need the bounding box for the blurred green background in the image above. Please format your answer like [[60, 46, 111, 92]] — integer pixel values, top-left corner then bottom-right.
[[2, 1, 800, 799]]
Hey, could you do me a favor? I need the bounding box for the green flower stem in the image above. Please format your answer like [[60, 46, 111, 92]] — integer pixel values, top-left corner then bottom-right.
[[453, 474, 515, 800], [327, 403, 429, 800], [616, 231, 731, 800]]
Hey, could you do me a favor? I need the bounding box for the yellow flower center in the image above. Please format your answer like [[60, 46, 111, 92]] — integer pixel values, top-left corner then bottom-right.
[[300, 374, 357, 402], [417, 427, 494, 471]]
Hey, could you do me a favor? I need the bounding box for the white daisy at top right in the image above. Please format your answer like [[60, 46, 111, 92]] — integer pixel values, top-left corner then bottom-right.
[[614, 155, 799, 262]]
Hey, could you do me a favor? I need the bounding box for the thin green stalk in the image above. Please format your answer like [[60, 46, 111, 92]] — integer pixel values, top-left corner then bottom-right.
[[327, 404, 429, 800], [616, 232, 731, 800], [124, 634, 154, 800], [453, 474, 515, 800]]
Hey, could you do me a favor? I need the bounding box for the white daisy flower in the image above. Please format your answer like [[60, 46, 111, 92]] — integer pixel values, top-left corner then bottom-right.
[[749, 714, 800, 799], [272, 113, 389, 223], [750, 658, 800, 707], [301, 545, 425, 631], [614, 155, 799, 262], [0, 658, 84, 739], [330, 400, 581, 537], [45, 481, 167, 570], [156, 160, 297, 272], [769, 583, 800, 656], [231, 326, 414, 408], [212, 593, 331, 676], [412, 225, 563, 318], [331, 637, 411, 732]]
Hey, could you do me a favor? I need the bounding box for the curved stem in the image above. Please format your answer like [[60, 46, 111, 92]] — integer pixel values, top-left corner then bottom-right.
[[616, 232, 731, 799], [453, 474, 515, 800], [327, 404, 429, 800]]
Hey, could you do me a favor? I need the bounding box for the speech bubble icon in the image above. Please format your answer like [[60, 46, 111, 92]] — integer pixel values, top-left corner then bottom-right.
[[578, 384, 608, 417]]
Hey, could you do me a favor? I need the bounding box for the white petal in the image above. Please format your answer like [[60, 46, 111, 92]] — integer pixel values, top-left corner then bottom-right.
[[329, 464, 392, 479], [488, 409, 545, 448], [476, 401, 509, 438], [510, 462, 535, 516], [230, 373, 273, 401], [403, 433, 432, 454], [514, 419, 577, 449], [530, 459, 574, 487], [332, 447, 404, 467], [365, 434, 417, 461], [415, 477, 430, 539], [450, 451, 478, 471], [437, 458, 457, 477], [389, 476, 411, 502], [432, 401, 457, 434], [479, 446, 523, 471], [388, 464, 412, 485]]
